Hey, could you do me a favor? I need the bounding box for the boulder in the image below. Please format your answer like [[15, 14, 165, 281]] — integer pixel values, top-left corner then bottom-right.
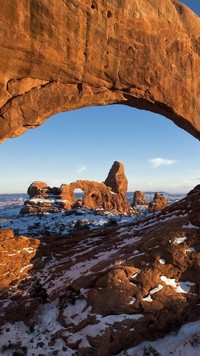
[[27, 181, 50, 198], [148, 192, 168, 213], [188, 186, 200, 227], [0, 229, 40, 288], [133, 191, 148, 206]]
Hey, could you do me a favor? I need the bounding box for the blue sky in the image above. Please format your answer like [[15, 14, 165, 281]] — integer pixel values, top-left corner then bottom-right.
[[0, 0, 200, 194]]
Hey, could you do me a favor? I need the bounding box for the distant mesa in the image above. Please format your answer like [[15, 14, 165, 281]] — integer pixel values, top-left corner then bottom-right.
[[20, 161, 131, 215], [148, 192, 168, 213]]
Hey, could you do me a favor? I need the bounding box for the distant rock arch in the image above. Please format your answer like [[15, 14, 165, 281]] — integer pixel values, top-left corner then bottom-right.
[[21, 161, 131, 214], [0, 0, 200, 142]]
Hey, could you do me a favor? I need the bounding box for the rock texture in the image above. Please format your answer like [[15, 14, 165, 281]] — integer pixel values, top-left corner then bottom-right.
[[1, 188, 200, 354], [133, 190, 148, 206], [0, 1, 200, 142], [0, 229, 40, 288], [104, 161, 128, 197], [148, 192, 168, 213], [21, 161, 131, 214]]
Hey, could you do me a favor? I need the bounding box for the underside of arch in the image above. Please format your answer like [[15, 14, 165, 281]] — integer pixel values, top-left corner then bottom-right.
[[0, 0, 200, 142]]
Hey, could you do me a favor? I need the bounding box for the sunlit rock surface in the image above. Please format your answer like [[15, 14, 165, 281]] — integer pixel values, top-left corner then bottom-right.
[[133, 190, 148, 206], [0, 0, 200, 141], [1, 188, 200, 354], [21, 161, 131, 214], [148, 192, 168, 213]]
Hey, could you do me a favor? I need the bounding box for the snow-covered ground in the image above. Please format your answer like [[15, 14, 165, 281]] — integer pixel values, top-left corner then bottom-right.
[[0, 206, 145, 237], [0, 193, 185, 237], [1, 192, 200, 355], [118, 320, 200, 355]]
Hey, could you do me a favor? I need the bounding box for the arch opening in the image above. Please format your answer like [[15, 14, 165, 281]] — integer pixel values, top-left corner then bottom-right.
[[73, 188, 85, 208], [0, 104, 199, 196]]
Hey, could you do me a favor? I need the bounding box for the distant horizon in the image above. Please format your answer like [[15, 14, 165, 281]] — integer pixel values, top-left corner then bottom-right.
[[0, 189, 188, 195]]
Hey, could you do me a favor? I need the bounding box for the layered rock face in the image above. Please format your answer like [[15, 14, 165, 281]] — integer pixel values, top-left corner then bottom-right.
[[148, 192, 168, 213], [21, 161, 131, 214], [0, 229, 40, 289], [133, 190, 148, 206], [1, 188, 200, 354], [0, 1, 200, 142]]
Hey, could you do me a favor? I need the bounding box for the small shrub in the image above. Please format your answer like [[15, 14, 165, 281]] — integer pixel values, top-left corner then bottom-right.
[[58, 287, 84, 309], [143, 345, 161, 356], [106, 218, 118, 227], [73, 219, 91, 230], [27, 222, 41, 230], [29, 280, 49, 304]]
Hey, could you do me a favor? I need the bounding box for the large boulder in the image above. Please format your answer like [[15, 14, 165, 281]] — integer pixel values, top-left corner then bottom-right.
[[133, 190, 148, 206], [0, 229, 40, 288], [27, 181, 50, 198], [148, 192, 168, 213]]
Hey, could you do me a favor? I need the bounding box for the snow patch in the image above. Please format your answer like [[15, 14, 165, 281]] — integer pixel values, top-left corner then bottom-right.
[[142, 295, 153, 302], [129, 297, 137, 305], [173, 236, 187, 245], [67, 313, 144, 348], [182, 222, 199, 229], [150, 284, 163, 295], [160, 276, 195, 294], [186, 247, 196, 253], [159, 258, 166, 264]]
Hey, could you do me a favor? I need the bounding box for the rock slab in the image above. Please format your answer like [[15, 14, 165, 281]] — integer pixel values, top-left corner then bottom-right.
[[0, 1, 200, 141]]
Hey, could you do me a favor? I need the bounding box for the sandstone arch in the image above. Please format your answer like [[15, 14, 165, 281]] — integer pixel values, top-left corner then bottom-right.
[[21, 161, 131, 213], [0, 0, 200, 142]]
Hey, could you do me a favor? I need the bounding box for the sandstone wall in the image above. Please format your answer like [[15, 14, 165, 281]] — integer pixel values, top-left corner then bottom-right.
[[0, 1, 200, 141]]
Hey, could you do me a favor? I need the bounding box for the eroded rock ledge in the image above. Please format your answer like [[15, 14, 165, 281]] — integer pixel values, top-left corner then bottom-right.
[[0, 0, 200, 141]]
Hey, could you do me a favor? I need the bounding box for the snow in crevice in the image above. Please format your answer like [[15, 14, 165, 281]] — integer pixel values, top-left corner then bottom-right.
[[160, 276, 196, 294], [142, 285, 163, 302], [142, 295, 153, 302], [65, 313, 144, 348], [159, 258, 166, 264], [173, 236, 187, 245], [185, 247, 196, 253]]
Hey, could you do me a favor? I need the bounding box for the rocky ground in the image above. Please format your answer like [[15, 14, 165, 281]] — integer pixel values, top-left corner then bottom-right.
[[0, 188, 200, 355]]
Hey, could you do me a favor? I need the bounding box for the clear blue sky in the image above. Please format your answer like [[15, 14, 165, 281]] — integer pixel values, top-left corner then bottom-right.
[[0, 0, 200, 194]]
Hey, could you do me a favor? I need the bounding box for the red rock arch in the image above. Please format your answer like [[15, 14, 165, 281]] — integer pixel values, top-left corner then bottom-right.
[[0, 0, 200, 142]]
